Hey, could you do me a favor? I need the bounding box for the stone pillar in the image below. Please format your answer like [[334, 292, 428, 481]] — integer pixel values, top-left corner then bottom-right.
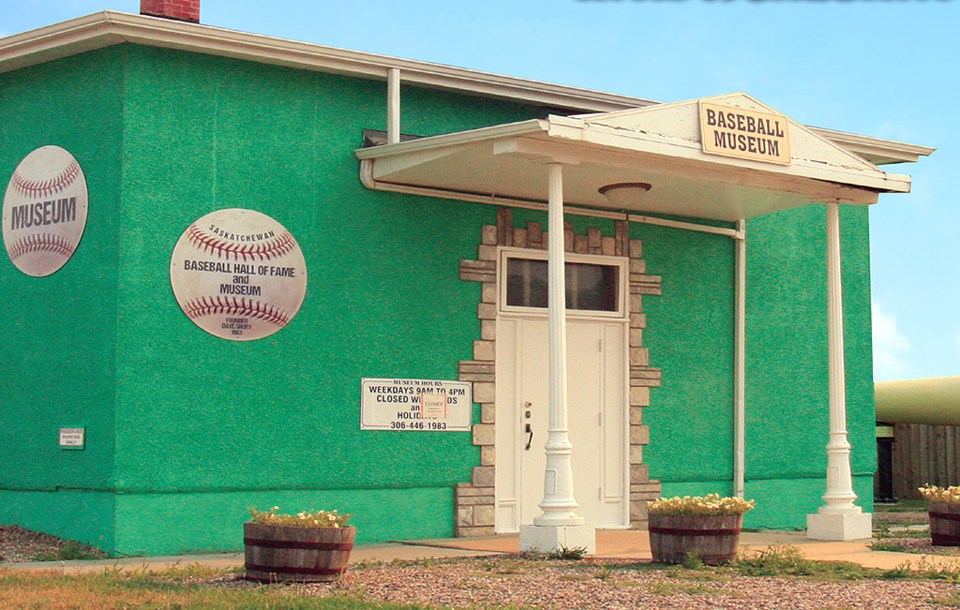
[[807, 203, 872, 541]]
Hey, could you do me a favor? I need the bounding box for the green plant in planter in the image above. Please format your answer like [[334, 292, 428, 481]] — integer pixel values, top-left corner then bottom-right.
[[248, 506, 351, 528]]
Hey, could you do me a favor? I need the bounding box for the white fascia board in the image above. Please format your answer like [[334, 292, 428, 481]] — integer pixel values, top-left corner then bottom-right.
[[0, 11, 654, 113], [0, 12, 934, 166], [546, 115, 912, 194], [810, 127, 936, 165]]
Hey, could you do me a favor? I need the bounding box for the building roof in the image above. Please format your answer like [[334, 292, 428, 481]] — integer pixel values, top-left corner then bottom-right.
[[357, 93, 912, 221], [0, 11, 935, 167]]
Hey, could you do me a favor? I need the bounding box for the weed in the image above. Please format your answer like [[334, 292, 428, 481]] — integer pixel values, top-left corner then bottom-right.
[[930, 591, 960, 607], [875, 527, 931, 540], [901, 556, 960, 582], [680, 549, 705, 570], [871, 541, 908, 553], [733, 544, 868, 581], [594, 566, 613, 581], [30, 540, 107, 562], [546, 545, 588, 560], [881, 561, 914, 580]]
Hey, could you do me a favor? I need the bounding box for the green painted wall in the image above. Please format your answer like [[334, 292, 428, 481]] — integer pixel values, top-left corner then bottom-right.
[[639, 222, 736, 490], [642, 204, 875, 528], [113, 487, 452, 556], [110, 46, 549, 553], [0, 47, 125, 547]]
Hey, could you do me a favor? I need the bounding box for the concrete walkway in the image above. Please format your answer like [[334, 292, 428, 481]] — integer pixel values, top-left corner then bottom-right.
[[5, 529, 960, 574]]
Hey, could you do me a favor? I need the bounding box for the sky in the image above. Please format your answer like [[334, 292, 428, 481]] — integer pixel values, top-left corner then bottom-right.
[[2, 0, 958, 382]]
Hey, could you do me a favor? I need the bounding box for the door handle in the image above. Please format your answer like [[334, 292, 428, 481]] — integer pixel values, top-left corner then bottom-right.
[[525, 423, 533, 450]]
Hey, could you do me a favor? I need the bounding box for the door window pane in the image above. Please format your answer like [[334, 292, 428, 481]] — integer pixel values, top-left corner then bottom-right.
[[505, 258, 619, 312]]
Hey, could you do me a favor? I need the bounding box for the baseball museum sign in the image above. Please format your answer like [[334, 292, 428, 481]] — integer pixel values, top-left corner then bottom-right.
[[170, 208, 307, 341], [2, 145, 89, 277], [699, 102, 791, 165]]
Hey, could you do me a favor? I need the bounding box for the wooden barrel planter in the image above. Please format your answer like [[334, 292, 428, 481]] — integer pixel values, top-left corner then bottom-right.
[[649, 513, 743, 565], [244, 523, 356, 583], [929, 502, 960, 546]]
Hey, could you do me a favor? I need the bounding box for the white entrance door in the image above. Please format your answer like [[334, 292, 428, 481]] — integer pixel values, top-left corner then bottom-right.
[[495, 315, 628, 531]]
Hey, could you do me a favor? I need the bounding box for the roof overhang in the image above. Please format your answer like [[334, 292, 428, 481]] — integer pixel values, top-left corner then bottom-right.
[[357, 94, 918, 222], [0, 12, 936, 168]]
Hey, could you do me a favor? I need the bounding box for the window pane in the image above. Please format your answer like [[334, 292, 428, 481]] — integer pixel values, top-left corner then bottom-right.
[[505, 258, 619, 312], [567, 262, 618, 312], [506, 258, 548, 308]]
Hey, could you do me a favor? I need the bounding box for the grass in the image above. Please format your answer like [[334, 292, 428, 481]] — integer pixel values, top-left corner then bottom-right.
[[733, 544, 872, 580], [875, 498, 929, 513], [0, 567, 437, 610], [644, 581, 726, 596], [931, 591, 960, 607], [732, 544, 960, 583]]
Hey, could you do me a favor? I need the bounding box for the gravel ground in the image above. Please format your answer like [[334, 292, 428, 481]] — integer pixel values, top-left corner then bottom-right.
[[877, 536, 960, 556], [301, 556, 960, 610], [0, 526, 73, 562], [6, 519, 960, 609], [0, 525, 107, 563]]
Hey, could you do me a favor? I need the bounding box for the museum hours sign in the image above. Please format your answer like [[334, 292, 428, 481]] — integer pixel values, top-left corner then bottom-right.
[[360, 378, 472, 432]]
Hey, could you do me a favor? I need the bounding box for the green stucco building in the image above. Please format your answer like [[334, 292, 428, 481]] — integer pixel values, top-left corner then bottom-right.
[[0, 2, 931, 556]]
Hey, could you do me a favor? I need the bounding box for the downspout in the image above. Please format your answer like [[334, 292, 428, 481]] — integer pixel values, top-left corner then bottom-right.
[[387, 68, 401, 144], [734, 219, 747, 498]]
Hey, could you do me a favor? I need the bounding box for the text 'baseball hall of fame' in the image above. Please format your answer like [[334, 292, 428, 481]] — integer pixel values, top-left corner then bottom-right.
[[169, 208, 307, 341]]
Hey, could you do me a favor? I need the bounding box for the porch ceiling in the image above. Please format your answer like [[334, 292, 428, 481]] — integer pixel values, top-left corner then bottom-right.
[[356, 94, 914, 223]]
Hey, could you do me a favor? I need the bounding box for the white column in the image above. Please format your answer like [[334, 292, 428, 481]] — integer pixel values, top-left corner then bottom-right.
[[807, 203, 872, 540], [520, 163, 596, 554]]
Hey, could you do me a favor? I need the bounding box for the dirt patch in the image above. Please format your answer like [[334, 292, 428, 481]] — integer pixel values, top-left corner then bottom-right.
[[0, 525, 107, 563]]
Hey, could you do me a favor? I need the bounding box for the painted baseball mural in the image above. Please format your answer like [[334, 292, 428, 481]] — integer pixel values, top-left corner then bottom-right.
[[2, 145, 88, 277], [170, 208, 307, 341]]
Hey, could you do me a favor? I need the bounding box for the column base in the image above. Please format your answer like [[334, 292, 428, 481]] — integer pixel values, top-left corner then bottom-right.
[[806, 510, 872, 541], [519, 523, 596, 555]]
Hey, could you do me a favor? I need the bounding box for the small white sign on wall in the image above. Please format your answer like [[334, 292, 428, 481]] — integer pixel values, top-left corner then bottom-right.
[[360, 378, 472, 432], [59, 427, 85, 449]]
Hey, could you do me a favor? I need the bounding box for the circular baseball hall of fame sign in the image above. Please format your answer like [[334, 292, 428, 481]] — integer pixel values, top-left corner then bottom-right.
[[2, 145, 89, 277], [170, 208, 308, 341]]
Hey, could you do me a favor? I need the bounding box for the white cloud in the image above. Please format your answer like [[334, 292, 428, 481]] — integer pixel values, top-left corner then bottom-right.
[[872, 301, 910, 381]]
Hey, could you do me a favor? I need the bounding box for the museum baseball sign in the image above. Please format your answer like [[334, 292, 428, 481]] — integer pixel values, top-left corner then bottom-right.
[[170, 208, 307, 341], [2, 145, 89, 277]]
